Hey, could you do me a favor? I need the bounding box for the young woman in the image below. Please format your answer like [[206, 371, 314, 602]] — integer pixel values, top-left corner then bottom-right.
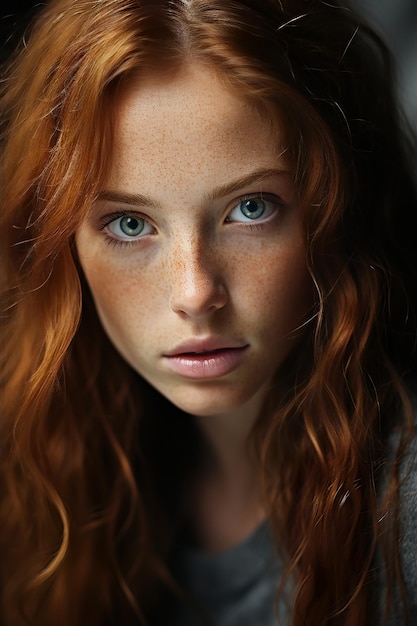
[[1, 1, 416, 625]]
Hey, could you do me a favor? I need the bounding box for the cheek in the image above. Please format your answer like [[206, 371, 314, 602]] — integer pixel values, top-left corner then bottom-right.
[[81, 259, 160, 340], [236, 243, 312, 322]]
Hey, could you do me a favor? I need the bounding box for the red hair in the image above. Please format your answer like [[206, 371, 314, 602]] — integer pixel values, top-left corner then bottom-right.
[[1, 1, 416, 624]]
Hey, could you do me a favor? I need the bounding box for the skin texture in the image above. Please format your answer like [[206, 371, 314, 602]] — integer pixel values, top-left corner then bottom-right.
[[76, 64, 312, 427], [77, 62, 315, 551]]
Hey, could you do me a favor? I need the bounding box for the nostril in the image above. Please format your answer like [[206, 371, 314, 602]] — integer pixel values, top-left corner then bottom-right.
[[168, 272, 228, 318]]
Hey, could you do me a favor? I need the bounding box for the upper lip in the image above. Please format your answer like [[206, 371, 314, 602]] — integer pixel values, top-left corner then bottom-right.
[[164, 337, 248, 357]]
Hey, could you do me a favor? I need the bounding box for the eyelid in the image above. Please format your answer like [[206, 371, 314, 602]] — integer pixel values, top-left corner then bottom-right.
[[98, 208, 151, 230], [226, 192, 284, 222], [241, 191, 284, 203], [98, 209, 155, 248]]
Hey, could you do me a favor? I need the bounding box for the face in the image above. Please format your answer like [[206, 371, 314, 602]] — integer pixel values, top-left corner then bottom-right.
[[76, 64, 312, 419]]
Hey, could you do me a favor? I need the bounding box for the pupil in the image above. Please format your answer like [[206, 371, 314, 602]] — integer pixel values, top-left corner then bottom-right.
[[246, 200, 258, 213], [242, 199, 264, 219], [121, 216, 143, 235]]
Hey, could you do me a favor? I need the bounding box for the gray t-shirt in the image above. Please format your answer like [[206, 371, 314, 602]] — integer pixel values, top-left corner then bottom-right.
[[372, 414, 417, 625], [169, 423, 417, 626], [170, 521, 289, 626]]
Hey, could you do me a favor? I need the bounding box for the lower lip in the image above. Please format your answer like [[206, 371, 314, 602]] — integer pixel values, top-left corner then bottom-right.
[[164, 346, 249, 379]]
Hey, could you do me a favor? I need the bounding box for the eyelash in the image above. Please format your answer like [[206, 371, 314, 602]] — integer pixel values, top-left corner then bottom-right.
[[99, 193, 284, 248]]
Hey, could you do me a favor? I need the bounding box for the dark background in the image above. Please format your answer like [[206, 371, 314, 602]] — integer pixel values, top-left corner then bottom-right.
[[0, 2, 45, 63]]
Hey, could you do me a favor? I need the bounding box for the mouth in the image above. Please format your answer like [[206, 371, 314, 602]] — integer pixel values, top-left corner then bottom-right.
[[179, 347, 238, 356], [163, 342, 249, 379], [165, 337, 247, 356]]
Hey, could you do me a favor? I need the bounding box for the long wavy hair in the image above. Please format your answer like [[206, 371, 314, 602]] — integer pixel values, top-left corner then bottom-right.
[[1, 1, 416, 625]]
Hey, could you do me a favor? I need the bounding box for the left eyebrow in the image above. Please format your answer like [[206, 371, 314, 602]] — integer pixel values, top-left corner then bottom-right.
[[204, 167, 290, 203]]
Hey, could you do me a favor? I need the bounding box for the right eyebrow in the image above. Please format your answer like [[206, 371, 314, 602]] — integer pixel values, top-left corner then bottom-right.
[[95, 190, 163, 209]]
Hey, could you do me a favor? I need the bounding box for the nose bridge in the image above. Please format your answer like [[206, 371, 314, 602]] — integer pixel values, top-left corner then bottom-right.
[[168, 229, 227, 317], [178, 230, 211, 276]]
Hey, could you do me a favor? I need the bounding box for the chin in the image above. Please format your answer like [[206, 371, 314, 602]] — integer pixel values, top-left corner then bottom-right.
[[160, 385, 261, 418], [168, 397, 238, 417]]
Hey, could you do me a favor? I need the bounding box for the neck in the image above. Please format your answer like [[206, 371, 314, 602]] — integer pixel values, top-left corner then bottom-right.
[[187, 387, 269, 553]]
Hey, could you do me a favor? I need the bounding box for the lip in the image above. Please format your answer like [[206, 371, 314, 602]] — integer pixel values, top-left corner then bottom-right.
[[165, 337, 247, 356], [163, 338, 249, 379]]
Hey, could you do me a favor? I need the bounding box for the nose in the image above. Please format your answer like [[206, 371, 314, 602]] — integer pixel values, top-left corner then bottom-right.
[[168, 236, 228, 319]]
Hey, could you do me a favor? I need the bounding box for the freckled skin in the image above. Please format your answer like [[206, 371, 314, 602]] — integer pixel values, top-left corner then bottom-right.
[[76, 64, 313, 419]]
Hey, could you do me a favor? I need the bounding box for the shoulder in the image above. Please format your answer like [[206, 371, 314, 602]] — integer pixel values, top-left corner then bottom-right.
[[397, 419, 417, 597], [396, 387, 417, 613], [374, 381, 417, 624]]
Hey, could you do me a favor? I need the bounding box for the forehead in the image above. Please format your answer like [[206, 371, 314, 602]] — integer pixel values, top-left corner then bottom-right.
[[107, 64, 287, 198]]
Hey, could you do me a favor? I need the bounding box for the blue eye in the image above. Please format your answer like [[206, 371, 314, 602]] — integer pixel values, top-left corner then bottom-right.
[[239, 198, 266, 219], [106, 214, 153, 240], [227, 195, 278, 223]]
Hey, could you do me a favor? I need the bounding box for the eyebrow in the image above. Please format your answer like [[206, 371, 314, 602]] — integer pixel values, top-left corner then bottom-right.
[[96, 167, 289, 208]]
